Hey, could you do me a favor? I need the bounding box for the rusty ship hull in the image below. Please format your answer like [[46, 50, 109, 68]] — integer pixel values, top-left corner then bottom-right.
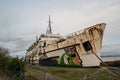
[[25, 22, 106, 67]]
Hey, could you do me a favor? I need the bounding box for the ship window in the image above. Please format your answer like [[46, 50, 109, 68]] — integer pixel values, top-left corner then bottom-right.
[[39, 45, 41, 48], [42, 42, 46, 47], [43, 42, 46, 47], [83, 41, 92, 51]]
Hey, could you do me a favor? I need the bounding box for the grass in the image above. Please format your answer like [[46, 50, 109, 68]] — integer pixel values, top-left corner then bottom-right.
[[0, 75, 10, 80], [0, 71, 38, 80], [30, 66, 120, 80]]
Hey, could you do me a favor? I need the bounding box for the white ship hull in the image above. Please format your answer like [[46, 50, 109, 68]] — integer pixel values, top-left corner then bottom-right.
[[37, 23, 106, 67], [25, 15, 106, 67]]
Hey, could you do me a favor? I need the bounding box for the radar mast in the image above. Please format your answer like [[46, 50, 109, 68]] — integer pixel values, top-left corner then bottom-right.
[[46, 15, 52, 35]]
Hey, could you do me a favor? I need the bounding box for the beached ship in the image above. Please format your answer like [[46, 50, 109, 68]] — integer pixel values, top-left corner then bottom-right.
[[25, 16, 106, 67]]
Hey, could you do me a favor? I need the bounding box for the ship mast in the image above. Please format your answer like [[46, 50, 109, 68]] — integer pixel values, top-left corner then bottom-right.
[[46, 15, 52, 35]]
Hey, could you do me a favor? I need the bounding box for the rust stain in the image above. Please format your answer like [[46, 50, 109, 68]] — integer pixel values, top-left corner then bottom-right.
[[88, 25, 104, 53]]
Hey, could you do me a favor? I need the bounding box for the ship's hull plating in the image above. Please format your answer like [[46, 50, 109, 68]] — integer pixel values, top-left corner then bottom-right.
[[39, 23, 106, 67]]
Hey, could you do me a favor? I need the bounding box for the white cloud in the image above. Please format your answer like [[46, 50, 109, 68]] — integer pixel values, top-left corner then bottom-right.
[[0, 0, 120, 56]]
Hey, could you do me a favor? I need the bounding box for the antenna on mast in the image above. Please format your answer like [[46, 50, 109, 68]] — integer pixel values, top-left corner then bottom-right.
[[46, 15, 53, 35]]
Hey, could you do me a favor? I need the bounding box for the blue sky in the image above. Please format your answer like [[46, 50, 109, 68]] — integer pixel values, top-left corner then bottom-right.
[[0, 0, 120, 57]]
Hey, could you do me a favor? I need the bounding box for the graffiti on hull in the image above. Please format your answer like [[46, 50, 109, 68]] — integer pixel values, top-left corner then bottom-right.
[[60, 46, 83, 67]]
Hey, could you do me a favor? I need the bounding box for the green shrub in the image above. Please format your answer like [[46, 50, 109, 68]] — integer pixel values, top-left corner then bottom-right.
[[8, 57, 25, 77], [0, 46, 25, 79]]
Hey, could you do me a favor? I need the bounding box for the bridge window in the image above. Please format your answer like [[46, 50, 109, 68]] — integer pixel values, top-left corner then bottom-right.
[[83, 41, 92, 51]]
